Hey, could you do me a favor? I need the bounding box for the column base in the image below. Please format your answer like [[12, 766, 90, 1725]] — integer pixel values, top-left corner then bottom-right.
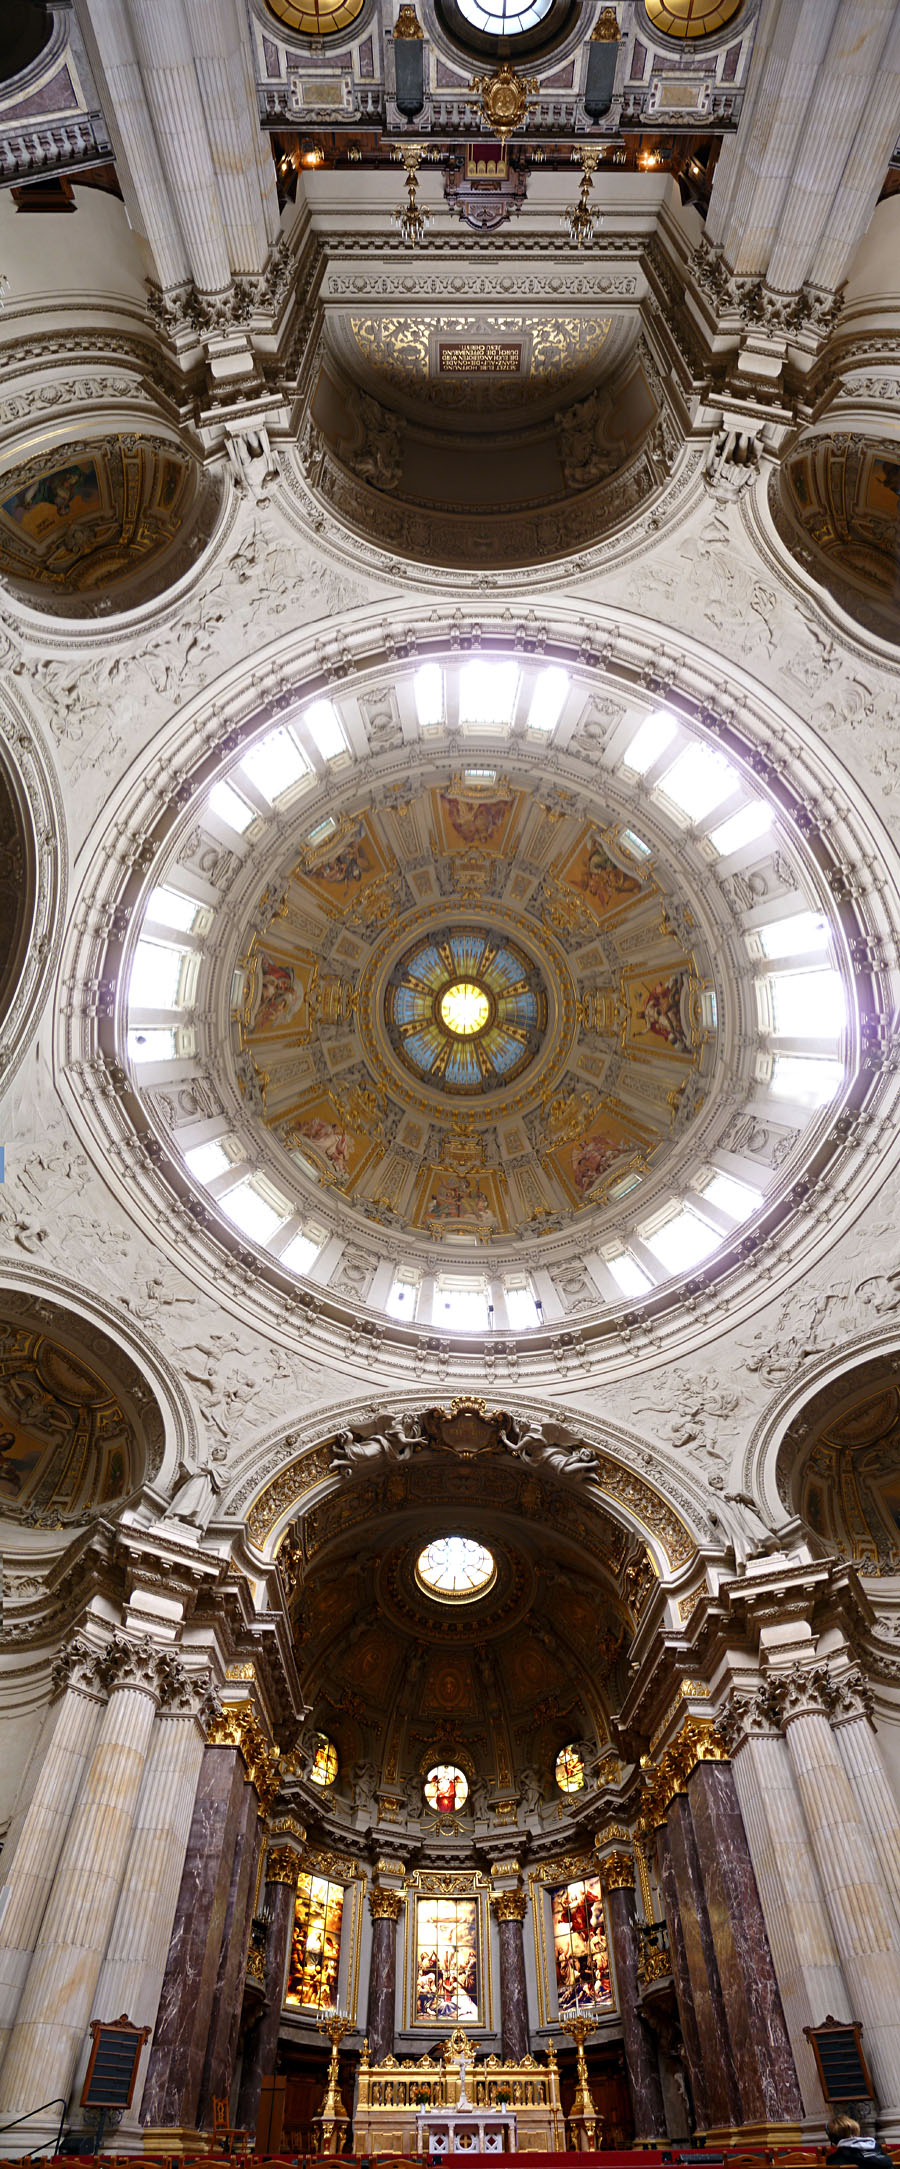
[[141, 2127, 213, 2155], [700, 2123, 805, 2146]]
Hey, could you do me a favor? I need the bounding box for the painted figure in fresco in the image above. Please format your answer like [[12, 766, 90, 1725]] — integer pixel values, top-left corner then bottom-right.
[[440, 792, 508, 848], [290, 1111, 352, 1182], [426, 1173, 495, 1231], [575, 840, 641, 912], [4, 460, 101, 539], [571, 1129, 620, 1199], [315, 837, 368, 886], [637, 973, 690, 1053], [255, 955, 304, 1031]]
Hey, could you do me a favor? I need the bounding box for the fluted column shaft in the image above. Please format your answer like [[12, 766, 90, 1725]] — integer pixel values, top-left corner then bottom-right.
[[235, 1855, 300, 2141], [600, 1866, 665, 2141], [0, 1679, 158, 2129], [728, 1726, 850, 2115], [86, 1707, 205, 2129], [196, 1775, 262, 2128], [493, 1895, 529, 2064], [783, 1707, 900, 2111], [833, 1714, 900, 1938], [366, 1891, 404, 2064], [72, 0, 191, 287], [181, 0, 280, 270], [0, 1677, 104, 2073], [705, 0, 841, 274]]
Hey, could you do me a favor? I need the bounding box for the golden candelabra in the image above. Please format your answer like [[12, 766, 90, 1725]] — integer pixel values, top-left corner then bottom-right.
[[565, 148, 601, 248], [559, 2013, 602, 2152], [394, 144, 428, 247], [313, 2009, 354, 2154]]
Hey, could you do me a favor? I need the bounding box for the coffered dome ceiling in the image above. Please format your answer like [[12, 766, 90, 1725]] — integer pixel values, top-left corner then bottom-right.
[[103, 630, 873, 1346]]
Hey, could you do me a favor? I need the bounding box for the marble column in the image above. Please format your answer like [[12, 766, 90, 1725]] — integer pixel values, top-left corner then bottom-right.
[[86, 1704, 206, 2131], [599, 1856, 666, 2141], [366, 1888, 404, 2064], [0, 1654, 105, 2074], [235, 1847, 301, 2141], [686, 1760, 802, 2127], [140, 1743, 249, 2132], [493, 1892, 529, 2063], [726, 1711, 851, 2116], [664, 1795, 741, 2130], [656, 1823, 709, 2133], [195, 1772, 262, 2128], [782, 1697, 900, 2115], [0, 1659, 160, 2139]]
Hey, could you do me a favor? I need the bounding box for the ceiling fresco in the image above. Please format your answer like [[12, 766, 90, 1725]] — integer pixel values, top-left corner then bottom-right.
[[0, 434, 222, 617], [238, 772, 712, 1245], [0, 1308, 151, 1527]]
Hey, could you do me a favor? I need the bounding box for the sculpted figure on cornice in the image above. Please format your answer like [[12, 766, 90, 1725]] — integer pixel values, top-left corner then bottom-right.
[[330, 1414, 423, 1477], [163, 1452, 225, 1532]]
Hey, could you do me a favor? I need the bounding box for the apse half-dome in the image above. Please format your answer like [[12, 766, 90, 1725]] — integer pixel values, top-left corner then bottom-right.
[[0, 1295, 162, 1526], [0, 432, 223, 618], [770, 429, 900, 641]]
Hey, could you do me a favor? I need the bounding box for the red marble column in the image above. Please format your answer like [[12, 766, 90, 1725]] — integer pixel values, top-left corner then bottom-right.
[[686, 1760, 802, 2126], [599, 1857, 666, 2141], [665, 1795, 742, 2129], [493, 1892, 529, 2062], [235, 1849, 301, 2139], [141, 1743, 248, 2132], [196, 1771, 262, 2127], [366, 1888, 404, 2062], [656, 1823, 709, 2133]]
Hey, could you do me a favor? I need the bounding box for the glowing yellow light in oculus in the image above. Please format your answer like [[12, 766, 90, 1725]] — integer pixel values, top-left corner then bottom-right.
[[440, 981, 490, 1037]]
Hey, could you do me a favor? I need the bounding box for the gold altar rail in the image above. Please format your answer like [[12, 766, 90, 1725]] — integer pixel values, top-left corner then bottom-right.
[[354, 2045, 566, 2154]]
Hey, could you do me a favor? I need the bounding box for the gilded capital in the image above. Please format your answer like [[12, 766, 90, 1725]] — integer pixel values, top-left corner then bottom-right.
[[639, 1716, 729, 1828], [266, 1844, 303, 1887], [207, 1702, 281, 1817], [369, 1885, 405, 1920], [492, 1889, 527, 1922], [599, 1851, 635, 1891]]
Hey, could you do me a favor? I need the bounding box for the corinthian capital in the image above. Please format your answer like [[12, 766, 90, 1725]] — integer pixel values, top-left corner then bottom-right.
[[492, 1889, 527, 1921], [598, 1851, 635, 1891], [369, 1885, 405, 1921]]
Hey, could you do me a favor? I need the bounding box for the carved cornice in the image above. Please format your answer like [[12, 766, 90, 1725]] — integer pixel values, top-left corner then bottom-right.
[[266, 1844, 303, 1887], [598, 1850, 635, 1891], [492, 1889, 527, 1922], [369, 1885, 405, 1920], [207, 1700, 282, 1813]]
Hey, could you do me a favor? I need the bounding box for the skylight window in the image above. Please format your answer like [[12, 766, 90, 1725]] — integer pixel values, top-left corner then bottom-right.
[[656, 742, 738, 821], [241, 728, 310, 803], [756, 912, 830, 959], [281, 1229, 324, 1274], [621, 827, 652, 861], [505, 1280, 541, 1329], [699, 1172, 762, 1221], [185, 1140, 232, 1184], [147, 886, 200, 933], [129, 940, 190, 1011], [527, 666, 569, 735], [606, 1250, 653, 1297], [437, 1280, 490, 1332], [414, 662, 444, 731], [219, 1180, 287, 1244], [769, 1055, 844, 1108], [622, 710, 677, 774], [307, 816, 336, 846], [209, 780, 255, 834], [304, 698, 346, 760], [643, 1209, 720, 1273], [459, 658, 519, 730], [707, 801, 772, 856], [127, 1028, 178, 1064], [768, 969, 845, 1038], [387, 1271, 420, 1321]]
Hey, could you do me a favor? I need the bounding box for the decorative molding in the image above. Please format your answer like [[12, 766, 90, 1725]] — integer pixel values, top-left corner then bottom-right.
[[598, 1850, 635, 1890]]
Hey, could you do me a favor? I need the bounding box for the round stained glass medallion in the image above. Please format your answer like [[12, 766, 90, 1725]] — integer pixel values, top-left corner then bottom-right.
[[644, 0, 744, 37], [555, 1743, 586, 1793], [416, 1535, 497, 1602], [386, 926, 545, 1095], [309, 1733, 339, 1787], [424, 1763, 470, 1812]]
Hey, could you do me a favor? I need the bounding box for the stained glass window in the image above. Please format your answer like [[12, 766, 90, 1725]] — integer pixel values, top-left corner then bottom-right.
[[286, 1873, 344, 2008], [309, 1733, 338, 1787], [424, 1764, 470, 1813], [550, 1879, 612, 2018], [417, 1537, 495, 1600], [555, 1743, 586, 1794], [415, 1896, 479, 2023]]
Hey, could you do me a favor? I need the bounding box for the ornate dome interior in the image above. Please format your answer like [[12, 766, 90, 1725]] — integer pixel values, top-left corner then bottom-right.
[[0, 1294, 161, 1528], [770, 430, 900, 641], [0, 433, 223, 619]]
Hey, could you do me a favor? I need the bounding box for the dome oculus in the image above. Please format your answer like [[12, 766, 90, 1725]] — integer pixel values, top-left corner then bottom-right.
[[416, 1535, 497, 1601], [441, 980, 491, 1037], [387, 927, 545, 1093]]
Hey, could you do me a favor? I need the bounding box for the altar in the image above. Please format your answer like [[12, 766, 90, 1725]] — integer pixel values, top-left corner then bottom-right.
[[353, 2032, 565, 2155]]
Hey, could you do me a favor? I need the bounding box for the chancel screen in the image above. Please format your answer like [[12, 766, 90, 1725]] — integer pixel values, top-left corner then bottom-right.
[[550, 1878, 612, 2018], [286, 1873, 344, 2009], [415, 1896, 480, 2024]]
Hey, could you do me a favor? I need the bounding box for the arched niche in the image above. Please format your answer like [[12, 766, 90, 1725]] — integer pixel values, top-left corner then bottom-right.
[[769, 427, 900, 641], [0, 1289, 165, 1527], [0, 431, 224, 620], [776, 1350, 900, 1576]]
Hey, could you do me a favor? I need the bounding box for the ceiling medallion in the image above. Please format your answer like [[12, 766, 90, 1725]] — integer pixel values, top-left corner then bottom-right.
[[385, 925, 546, 1095], [469, 61, 539, 142]]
